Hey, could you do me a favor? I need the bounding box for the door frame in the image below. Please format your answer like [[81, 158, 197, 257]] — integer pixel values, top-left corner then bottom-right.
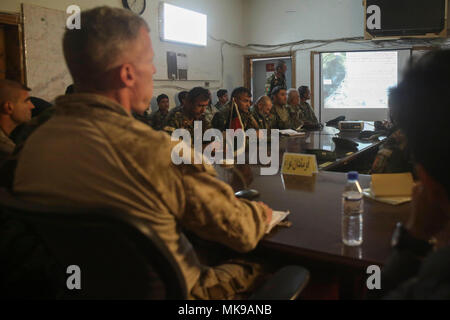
[[243, 51, 296, 95], [0, 12, 26, 84]]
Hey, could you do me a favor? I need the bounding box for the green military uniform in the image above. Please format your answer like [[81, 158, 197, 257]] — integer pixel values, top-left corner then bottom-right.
[[0, 128, 16, 160], [298, 101, 319, 126], [132, 111, 152, 127], [211, 102, 259, 132], [214, 101, 227, 112], [287, 104, 304, 130], [265, 73, 287, 96], [204, 104, 219, 125], [149, 109, 169, 131], [164, 109, 211, 139], [370, 129, 413, 174], [250, 106, 273, 131], [270, 104, 297, 130]]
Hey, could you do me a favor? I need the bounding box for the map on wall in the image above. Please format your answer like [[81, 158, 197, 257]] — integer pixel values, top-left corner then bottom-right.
[[23, 3, 72, 102]]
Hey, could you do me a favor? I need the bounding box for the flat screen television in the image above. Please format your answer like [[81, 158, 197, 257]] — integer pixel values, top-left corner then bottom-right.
[[365, 0, 448, 39]]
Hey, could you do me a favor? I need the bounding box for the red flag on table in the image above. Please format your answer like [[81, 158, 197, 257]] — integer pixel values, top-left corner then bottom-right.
[[229, 98, 244, 130]]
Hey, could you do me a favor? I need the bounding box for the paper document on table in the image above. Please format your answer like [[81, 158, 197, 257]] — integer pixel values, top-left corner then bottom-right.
[[266, 210, 290, 234], [279, 129, 306, 137], [371, 173, 414, 197], [362, 188, 411, 206]]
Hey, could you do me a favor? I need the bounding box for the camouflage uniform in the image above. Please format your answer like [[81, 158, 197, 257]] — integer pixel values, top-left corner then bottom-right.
[[214, 101, 227, 112], [149, 109, 169, 131], [298, 102, 319, 126], [265, 73, 287, 96], [0, 128, 15, 160], [204, 104, 219, 125], [270, 104, 296, 130], [132, 111, 152, 127], [371, 129, 413, 174], [212, 102, 259, 132], [287, 104, 304, 130], [164, 109, 211, 139], [250, 106, 273, 131], [13, 93, 268, 300]]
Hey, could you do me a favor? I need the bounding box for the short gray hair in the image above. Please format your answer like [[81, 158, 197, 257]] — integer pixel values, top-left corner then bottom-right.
[[63, 6, 149, 89], [255, 95, 271, 107], [287, 88, 299, 104]]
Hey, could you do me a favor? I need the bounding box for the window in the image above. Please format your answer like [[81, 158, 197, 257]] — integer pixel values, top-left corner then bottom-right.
[[159, 3, 207, 47]]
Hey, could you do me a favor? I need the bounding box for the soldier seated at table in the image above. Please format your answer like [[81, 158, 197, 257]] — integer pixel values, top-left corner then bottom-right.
[[370, 128, 413, 174], [204, 89, 219, 125], [170, 91, 188, 115], [164, 87, 211, 139], [215, 89, 229, 111], [297, 86, 320, 129], [286, 88, 304, 130], [270, 86, 297, 130], [251, 95, 274, 132], [0, 80, 35, 160], [211, 87, 259, 132], [149, 94, 170, 131]]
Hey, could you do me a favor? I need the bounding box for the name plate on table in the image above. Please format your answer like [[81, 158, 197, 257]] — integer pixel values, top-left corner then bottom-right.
[[281, 153, 318, 176]]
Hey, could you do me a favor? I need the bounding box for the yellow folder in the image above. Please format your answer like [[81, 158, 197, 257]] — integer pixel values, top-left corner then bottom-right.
[[371, 173, 414, 197]]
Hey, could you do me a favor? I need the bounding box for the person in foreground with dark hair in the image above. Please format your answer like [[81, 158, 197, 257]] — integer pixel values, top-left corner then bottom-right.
[[12, 6, 272, 300], [370, 50, 450, 299]]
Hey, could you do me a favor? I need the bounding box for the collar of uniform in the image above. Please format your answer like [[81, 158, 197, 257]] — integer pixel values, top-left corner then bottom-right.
[[54, 93, 132, 118], [0, 125, 10, 139], [273, 103, 287, 110]]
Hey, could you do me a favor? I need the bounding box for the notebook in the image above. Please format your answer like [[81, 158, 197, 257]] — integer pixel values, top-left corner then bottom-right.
[[279, 129, 306, 137], [266, 210, 291, 234], [371, 173, 414, 197]]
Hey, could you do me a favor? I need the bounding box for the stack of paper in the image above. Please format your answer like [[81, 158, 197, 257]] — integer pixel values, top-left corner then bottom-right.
[[363, 173, 414, 205], [362, 188, 411, 205], [266, 210, 290, 234], [279, 129, 306, 137]]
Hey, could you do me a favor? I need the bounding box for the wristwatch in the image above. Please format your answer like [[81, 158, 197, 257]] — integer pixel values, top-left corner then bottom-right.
[[391, 222, 433, 258]]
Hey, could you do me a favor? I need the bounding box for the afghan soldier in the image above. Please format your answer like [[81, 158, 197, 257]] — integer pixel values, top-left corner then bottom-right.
[[298, 86, 319, 128], [265, 60, 287, 96], [164, 87, 211, 139], [215, 89, 229, 111], [204, 89, 219, 124], [149, 94, 170, 130], [251, 95, 274, 131], [371, 128, 413, 174], [270, 86, 296, 130], [286, 88, 304, 130], [212, 87, 259, 132], [0, 80, 35, 160]]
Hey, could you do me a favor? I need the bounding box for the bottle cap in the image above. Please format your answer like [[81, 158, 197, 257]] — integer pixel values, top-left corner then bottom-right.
[[347, 171, 358, 180]]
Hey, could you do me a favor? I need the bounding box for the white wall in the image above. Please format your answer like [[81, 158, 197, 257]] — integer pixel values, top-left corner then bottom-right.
[[0, 0, 246, 110]]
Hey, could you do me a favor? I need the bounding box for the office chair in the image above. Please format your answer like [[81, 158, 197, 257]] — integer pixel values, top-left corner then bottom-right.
[[0, 189, 309, 300]]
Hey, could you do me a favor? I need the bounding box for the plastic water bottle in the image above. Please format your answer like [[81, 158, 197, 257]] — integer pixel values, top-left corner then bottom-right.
[[341, 171, 363, 246]]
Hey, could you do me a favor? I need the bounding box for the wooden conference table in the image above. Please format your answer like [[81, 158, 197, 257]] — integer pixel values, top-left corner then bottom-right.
[[215, 125, 410, 271]]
